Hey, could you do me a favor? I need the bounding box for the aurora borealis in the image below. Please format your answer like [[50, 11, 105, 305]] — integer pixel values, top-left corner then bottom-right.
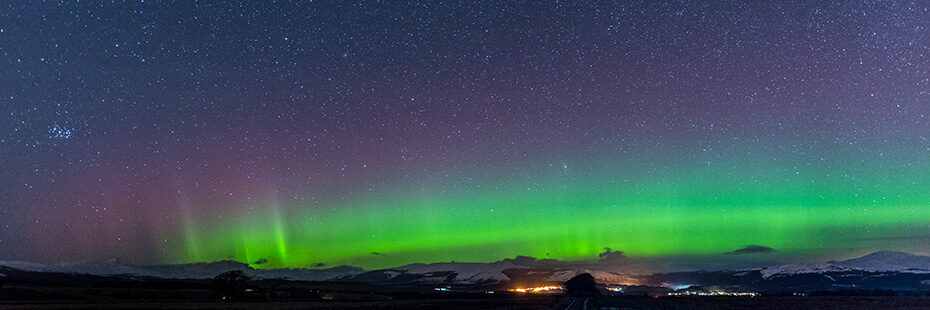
[[2, 1, 930, 271]]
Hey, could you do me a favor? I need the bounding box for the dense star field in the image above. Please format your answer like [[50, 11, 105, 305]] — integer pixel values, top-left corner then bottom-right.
[[2, 1, 930, 270]]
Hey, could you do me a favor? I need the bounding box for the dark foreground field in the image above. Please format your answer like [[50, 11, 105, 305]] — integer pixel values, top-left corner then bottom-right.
[[593, 296, 930, 309], [5, 269, 930, 309], [6, 296, 930, 310]]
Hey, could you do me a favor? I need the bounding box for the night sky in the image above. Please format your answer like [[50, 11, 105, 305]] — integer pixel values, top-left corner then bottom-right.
[[2, 1, 930, 270]]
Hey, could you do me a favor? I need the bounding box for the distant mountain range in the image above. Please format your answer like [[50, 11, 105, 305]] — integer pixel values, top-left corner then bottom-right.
[[4, 251, 930, 292], [335, 261, 636, 285], [647, 251, 930, 292], [0, 259, 363, 281]]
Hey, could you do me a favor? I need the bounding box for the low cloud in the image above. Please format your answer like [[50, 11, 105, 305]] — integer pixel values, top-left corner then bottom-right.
[[502, 255, 539, 266], [371, 252, 385, 256], [253, 258, 268, 265], [725, 245, 776, 255], [501, 255, 573, 268], [499, 247, 634, 271], [598, 247, 628, 262], [310, 262, 326, 268], [501, 245, 781, 274]]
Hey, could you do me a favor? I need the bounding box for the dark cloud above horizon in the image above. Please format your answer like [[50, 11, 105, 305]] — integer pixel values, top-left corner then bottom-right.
[[598, 248, 628, 262], [501, 255, 572, 268], [497, 247, 776, 274], [499, 247, 634, 270], [725, 245, 776, 255], [253, 258, 268, 265]]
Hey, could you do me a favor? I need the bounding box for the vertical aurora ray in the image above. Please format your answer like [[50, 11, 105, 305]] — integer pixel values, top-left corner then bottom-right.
[[181, 218, 201, 262], [176, 193, 203, 263], [271, 206, 288, 264]]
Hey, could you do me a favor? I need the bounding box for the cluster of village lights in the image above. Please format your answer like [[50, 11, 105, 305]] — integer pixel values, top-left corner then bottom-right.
[[668, 291, 758, 297], [508, 286, 563, 293]]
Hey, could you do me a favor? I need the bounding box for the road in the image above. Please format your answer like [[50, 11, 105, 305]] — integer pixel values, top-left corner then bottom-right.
[[562, 297, 591, 310]]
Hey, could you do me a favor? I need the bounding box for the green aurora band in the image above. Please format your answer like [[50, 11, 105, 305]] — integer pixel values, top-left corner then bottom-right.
[[167, 147, 930, 269]]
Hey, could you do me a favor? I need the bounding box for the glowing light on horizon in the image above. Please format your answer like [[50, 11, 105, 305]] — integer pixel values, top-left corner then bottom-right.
[[509, 286, 563, 294]]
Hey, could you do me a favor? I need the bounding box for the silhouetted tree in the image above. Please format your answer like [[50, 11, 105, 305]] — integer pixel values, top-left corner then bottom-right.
[[212, 270, 250, 300], [565, 273, 600, 297]]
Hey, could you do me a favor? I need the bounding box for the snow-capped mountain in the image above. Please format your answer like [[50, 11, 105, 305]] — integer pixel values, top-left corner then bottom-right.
[[336, 261, 522, 284], [641, 252, 930, 292], [546, 269, 632, 283], [337, 261, 636, 285], [253, 265, 366, 281], [56, 258, 161, 276], [5, 251, 930, 289], [760, 263, 852, 279], [761, 251, 930, 279], [395, 261, 521, 283], [829, 251, 930, 273], [0, 259, 363, 281], [0, 260, 50, 272]]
